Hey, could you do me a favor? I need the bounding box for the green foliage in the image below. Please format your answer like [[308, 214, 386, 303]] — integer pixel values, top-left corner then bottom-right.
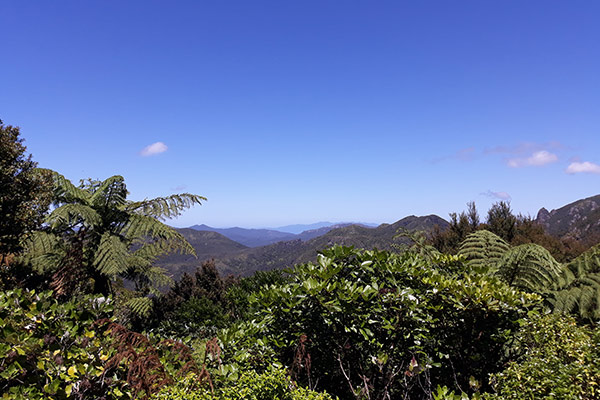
[[21, 171, 205, 316], [549, 244, 600, 321], [433, 386, 481, 400], [152, 366, 335, 400], [148, 260, 230, 337], [248, 246, 539, 399], [487, 312, 600, 399], [494, 243, 563, 293], [147, 262, 291, 339], [0, 289, 131, 399], [0, 121, 52, 255], [458, 230, 509, 271], [0, 288, 215, 399]]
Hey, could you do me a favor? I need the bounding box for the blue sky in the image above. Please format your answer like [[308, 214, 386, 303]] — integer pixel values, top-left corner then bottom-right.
[[2, 1, 600, 228]]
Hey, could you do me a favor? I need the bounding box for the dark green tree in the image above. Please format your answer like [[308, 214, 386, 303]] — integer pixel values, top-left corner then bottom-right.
[[430, 202, 481, 253], [0, 121, 52, 255], [486, 201, 517, 242]]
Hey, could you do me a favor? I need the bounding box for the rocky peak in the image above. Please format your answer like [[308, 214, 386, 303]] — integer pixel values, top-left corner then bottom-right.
[[536, 207, 551, 227]]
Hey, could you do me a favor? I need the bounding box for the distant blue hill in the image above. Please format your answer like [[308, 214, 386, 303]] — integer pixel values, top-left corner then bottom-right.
[[188, 221, 379, 247], [188, 224, 296, 247], [270, 221, 378, 234]]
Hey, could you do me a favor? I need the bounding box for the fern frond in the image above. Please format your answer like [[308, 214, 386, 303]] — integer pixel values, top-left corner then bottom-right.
[[21, 231, 60, 258], [46, 203, 102, 229], [93, 233, 130, 276], [130, 240, 185, 264], [125, 296, 154, 318], [548, 287, 580, 314], [495, 243, 562, 292], [125, 194, 206, 220], [458, 230, 509, 271], [557, 244, 600, 289], [121, 214, 195, 256], [38, 169, 90, 204], [89, 175, 128, 208], [549, 245, 600, 321], [20, 231, 64, 273], [141, 265, 172, 288]]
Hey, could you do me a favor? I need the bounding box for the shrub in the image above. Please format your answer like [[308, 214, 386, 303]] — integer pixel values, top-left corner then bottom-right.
[[0, 289, 211, 399], [487, 312, 600, 400], [152, 366, 335, 400], [249, 246, 540, 399], [0, 289, 130, 399]]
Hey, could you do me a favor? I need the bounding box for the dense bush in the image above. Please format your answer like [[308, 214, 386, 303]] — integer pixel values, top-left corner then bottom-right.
[[0, 289, 214, 399], [487, 313, 600, 400], [0, 122, 52, 256], [148, 263, 289, 339], [248, 246, 540, 399]]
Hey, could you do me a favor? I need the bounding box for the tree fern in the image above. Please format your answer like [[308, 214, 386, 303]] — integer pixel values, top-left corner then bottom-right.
[[548, 245, 600, 321], [494, 243, 562, 293], [22, 171, 204, 317], [458, 230, 509, 271]]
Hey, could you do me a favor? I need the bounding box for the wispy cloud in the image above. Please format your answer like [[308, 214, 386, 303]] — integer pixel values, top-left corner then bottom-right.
[[431, 147, 476, 163], [507, 150, 558, 168], [484, 141, 564, 156], [140, 142, 168, 156], [481, 190, 511, 201], [566, 161, 600, 175], [171, 184, 188, 191]]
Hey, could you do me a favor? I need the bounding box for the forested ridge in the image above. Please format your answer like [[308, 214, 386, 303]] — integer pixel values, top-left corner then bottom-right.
[[2, 121, 600, 399]]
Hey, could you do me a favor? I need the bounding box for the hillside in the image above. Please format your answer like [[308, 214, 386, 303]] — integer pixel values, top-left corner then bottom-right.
[[189, 222, 378, 247], [189, 224, 297, 247], [536, 194, 600, 239], [163, 215, 449, 277], [156, 228, 248, 281]]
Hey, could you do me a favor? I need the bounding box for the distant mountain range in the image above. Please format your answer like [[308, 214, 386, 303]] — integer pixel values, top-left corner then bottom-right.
[[189, 222, 378, 247], [157, 194, 600, 281], [160, 215, 448, 280]]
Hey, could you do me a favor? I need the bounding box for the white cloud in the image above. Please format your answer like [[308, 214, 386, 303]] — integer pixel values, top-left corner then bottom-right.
[[566, 161, 600, 175], [482, 190, 511, 201], [140, 142, 168, 156], [507, 150, 558, 168]]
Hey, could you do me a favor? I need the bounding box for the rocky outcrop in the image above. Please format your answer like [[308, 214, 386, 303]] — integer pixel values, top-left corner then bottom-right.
[[535, 195, 600, 239]]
